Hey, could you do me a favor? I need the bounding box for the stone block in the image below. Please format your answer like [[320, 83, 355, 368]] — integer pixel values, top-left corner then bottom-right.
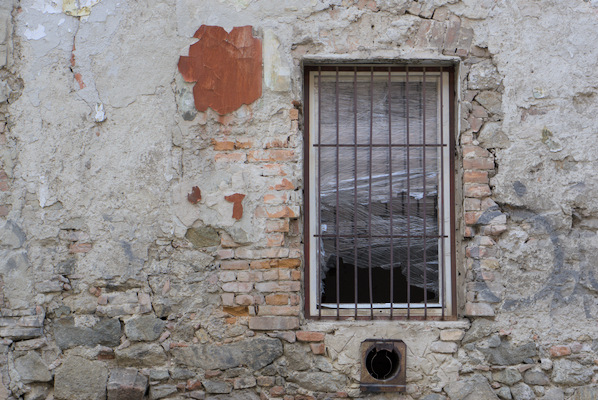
[[573, 386, 598, 400], [54, 356, 108, 400], [492, 368, 522, 385], [430, 341, 458, 353], [296, 331, 325, 342], [440, 329, 465, 342], [481, 338, 537, 366], [54, 317, 121, 349], [248, 316, 299, 330], [172, 337, 282, 370], [444, 374, 498, 400], [510, 383, 534, 400], [115, 343, 167, 368], [465, 302, 495, 316], [107, 368, 147, 400], [523, 370, 549, 385], [552, 359, 593, 385], [14, 352, 51, 383], [202, 380, 232, 394], [185, 226, 220, 248], [287, 371, 346, 392], [149, 384, 177, 400], [124, 315, 165, 342], [468, 60, 501, 90]]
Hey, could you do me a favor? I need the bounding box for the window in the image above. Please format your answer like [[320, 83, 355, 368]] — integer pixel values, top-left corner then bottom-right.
[[303, 65, 456, 319]]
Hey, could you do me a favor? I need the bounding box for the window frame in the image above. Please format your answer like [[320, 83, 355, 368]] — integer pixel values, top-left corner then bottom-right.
[[303, 64, 457, 320]]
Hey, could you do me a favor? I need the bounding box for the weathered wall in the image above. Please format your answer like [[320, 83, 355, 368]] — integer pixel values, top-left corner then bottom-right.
[[1, 0, 598, 399]]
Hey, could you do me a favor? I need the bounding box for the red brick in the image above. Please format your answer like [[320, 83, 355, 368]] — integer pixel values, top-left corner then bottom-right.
[[267, 233, 284, 247], [463, 158, 494, 170], [290, 270, 301, 280], [464, 170, 488, 184], [215, 152, 246, 162], [248, 316, 299, 330], [221, 260, 249, 270], [549, 345, 571, 357], [223, 306, 249, 316], [261, 164, 288, 176], [248, 150, 296, 162], [255, 281, 300, 292], [463, 145, 491, 159], [310, 342, 326, 355], [212, 139, 235, 151], [255, 206, 298, 218], [265, 139, 288, 149], [289, 108, 299, 120], [235, 140, 252, 149], [265, 294, 288, 305], [263, 193, 287, 204], [69, 243, 92, 253], [274, 178, 294, 190], [258, 305, 300, 316], [278, 259, 301, 268], [464, 183, 491, 198], [296, 331, 325, 342], [265, 219, 289, 233], [235, 294, 255, 305]]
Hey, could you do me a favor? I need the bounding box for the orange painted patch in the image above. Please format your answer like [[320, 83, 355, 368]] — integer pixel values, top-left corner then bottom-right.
[[178, 25, 262, 115], [225, 193, 246, 220]]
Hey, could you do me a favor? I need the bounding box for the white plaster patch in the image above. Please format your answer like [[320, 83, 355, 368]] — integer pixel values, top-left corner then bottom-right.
[[30, 0, 62, 14], [218, 0, 251, 12], [94, 102, 106, 122], [24, 25, 47, 40], [263, 29, 291, 92]]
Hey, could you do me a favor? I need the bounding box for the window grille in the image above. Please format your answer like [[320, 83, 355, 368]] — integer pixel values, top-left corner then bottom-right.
[[303, 65, 456, 320]]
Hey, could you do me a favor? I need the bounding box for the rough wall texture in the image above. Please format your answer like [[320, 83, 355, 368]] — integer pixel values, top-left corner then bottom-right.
[[1, 0, 598, 399]]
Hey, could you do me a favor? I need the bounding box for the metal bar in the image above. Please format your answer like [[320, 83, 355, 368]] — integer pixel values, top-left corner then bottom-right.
[[422, 67, 428, 319], [388, 67, 394, 319], [317, 67, 322, 319], [368, 67, 374, 319], [449, 68, 457, 317], [313, 143, 448, 148], [315, 234, 448, 239], [304, 65, 446, 73], [405, 66, 411, 319], [353, 67, 359, 317], [440, 67, 446, 319], [335, 67, 341, 319], [303, 67, 311, 318]]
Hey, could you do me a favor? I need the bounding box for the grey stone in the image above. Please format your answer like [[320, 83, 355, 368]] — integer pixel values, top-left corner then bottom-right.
[[287, 371, 347, 392], [542, 388, 565, 400], [444, 375, 498, 400], [172, 337, 282, 370], [0, 313, 44, 340], [202, 380, 232, 394], [497, 387, 512, 400], [430, 341, 458, 353], [284, 343, 312, 371], [478, 122, 510, 149], [475, 91, 502, 114], [468, 60, 501, 90], [116, 343, 168, 368], [14, 352, 51, 383], [492, 368, 522, 385], [462, 318, 496, 344], [205, 390, 259, 400], [107, 368, 148, 400], [523, 370, 549, 386], [480, 338, 537, 365], [54, 356, 108, 400], [233, 376, 256, 389], [552, 359, 593, 385], [170, 368, 194, 380], [572, 386, 598, 400], [54, 317, 121, 349], [511, 383, 535, 400], [149, 384, 177, 400], [149, 369, 170, 380], [0, 221, 26, 249], [422, 395, 446, 400], [185, 227, 220, 248], [124, 315, 165, 342], [24, 384, 50, 400]]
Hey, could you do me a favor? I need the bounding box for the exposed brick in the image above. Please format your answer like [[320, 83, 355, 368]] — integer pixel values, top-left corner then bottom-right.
[[296, 331, 325, 342], [265, 139, 288, 149], [260, 164, 288, 176], [221, 260, 249, 270], [267, 233, 284, 247], [464, 198, 481, 211], [223, 306, 249, 316], [289, 108, 299, 120], [235, 294, 255, 305], [217, 249, 234, 259], [215, 153, 246, 162], [235, 140, 252, 149], [265, 294, 288, 305], [464, 184, 492, 198], [265, 219, 289, 233], [257, 305, 300, 316], [463, 158, 495, 170], [235, 247, 290, 259], [69, 243, 92, 253], [549, 345, 571, 357], [290, 270, 301, 280], [255, 205, 299, 218], [248, 150, 296, 162], [278, 259, 301, 268], [263, 270, 279, 280], [248, 316, 299, 330], [254, 281, 301, 292], [212, 139, 235, 151], [263, 193, 287, 205], [274, 178, 294, 190], [464, 170, 488, 184], [310, 342, 326, 355], [221, 282, 253, 293], [218, 271, 236, 282], [465, 211, 483, 225], [221, 293, 235, 306], [237, 270, 262, 282]]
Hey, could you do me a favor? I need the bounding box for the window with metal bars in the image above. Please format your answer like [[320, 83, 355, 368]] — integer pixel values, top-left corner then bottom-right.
[[303, 65, 456, 320]]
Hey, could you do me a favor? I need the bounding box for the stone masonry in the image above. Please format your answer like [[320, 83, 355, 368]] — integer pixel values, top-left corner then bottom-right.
[[1, 0, 598, 399]]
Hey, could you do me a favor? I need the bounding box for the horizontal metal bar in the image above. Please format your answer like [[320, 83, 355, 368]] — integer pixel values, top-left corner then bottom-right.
[[313, 143, 448, 148], [315, 234, 448, 239]]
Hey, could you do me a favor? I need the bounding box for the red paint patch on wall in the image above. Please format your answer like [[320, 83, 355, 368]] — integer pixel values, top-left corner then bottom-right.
[[74, 73, 85, 89], [178, 25, 262, 115], [225, 193, 246, 220]]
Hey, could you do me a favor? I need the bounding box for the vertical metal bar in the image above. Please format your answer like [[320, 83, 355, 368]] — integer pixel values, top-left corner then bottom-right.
[[303, 68, 311, 318], [405, 66, 411, 319], [388, 67, 394, 319], [317, 67, 322, 319], [335, 67, 341, 319], [422, 67, 428, 318], [368, 67, 374, 319], [449, 68, 457, 317], [353, 67, 359, 318], [440, 67, 446, 319]]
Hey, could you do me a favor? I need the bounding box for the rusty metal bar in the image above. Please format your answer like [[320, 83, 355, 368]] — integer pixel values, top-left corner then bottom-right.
[[317, 67, 322, 319], [422, 67, 428, 319], [335, 67, 341, 319], [354, 67, 359, 317], [388, 67, 394, 318], [440, 67, 446, 319], [368, 67, 374, 318], [405, 66, 411, 319], [313, 143, 447, 147]]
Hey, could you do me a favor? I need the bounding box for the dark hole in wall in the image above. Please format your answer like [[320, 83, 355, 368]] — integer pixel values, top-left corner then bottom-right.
[[365, 347, 400, 380]]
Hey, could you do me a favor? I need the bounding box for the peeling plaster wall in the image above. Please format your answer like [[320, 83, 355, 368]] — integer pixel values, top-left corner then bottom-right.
[[2, 0, 598, 399]]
